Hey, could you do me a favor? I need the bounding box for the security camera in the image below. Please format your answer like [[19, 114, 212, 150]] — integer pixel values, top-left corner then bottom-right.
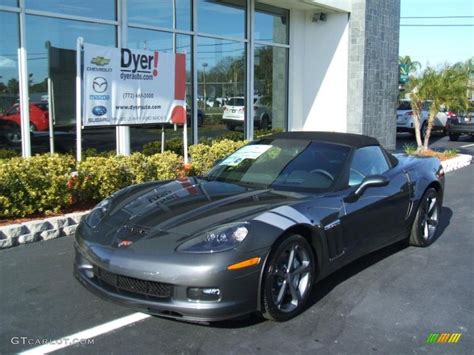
[[312, 12, 327, 22]]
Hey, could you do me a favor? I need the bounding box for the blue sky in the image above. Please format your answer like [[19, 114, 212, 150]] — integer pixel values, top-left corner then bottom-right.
[[400, 0, 474, 69]]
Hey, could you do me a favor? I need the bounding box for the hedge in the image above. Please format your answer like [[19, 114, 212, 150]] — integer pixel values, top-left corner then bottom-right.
[[0, 140, 247, 218]]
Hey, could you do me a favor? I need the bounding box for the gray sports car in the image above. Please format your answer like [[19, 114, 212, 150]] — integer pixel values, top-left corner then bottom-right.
[[74, 132, 445, 322]]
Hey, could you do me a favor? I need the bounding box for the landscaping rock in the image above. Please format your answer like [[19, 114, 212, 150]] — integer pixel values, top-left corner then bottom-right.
[[63, 225, 78, 236], [40, 229, 61, 241], [22, 220, 53, 235], [1, 224, 28, 239], [18, 233, 37, 245]]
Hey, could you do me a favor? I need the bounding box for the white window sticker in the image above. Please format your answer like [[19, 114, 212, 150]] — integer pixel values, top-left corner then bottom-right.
[[221, 145, 272, 166]]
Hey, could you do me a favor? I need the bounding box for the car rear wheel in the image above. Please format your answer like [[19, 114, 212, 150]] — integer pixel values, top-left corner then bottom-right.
[[448, 133, 459, 141], [5, 124, 21, 144], [260, 115, 270, 130], [262, 234, 315, 321], [409, 188, 440, 247]]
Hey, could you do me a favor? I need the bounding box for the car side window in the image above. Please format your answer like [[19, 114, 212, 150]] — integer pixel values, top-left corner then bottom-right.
[[349, 146, 390, 186]]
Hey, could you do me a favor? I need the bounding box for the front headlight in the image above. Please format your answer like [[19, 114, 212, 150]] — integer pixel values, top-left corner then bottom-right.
[[177, 223, 249, 253], [85, 198, 111, 228]]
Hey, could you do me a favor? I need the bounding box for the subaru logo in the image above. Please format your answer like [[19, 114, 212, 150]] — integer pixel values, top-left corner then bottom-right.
[[92, 77, 108, 93], [92, 106, 107, 116]]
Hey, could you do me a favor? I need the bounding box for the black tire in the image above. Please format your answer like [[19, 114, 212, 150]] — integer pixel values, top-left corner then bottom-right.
[[262, 234, 315, 321], [449, 133, 459, 141], [409, 188, 440, 247], [5, 123, 21, 144], [260, 115, 270, 130]]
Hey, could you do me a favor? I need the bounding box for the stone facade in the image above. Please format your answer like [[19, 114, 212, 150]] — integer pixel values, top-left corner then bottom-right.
[[347, 0, 400, 149]]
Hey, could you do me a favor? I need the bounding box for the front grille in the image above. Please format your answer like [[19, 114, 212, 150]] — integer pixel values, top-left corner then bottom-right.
[[94, 267, 172, 299]]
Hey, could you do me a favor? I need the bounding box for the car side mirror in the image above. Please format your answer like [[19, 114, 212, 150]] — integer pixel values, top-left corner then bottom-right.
[[344, 175, 390, 203]]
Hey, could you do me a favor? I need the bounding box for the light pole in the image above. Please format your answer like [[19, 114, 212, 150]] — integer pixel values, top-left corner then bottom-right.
[[202, 62, 208, 112]]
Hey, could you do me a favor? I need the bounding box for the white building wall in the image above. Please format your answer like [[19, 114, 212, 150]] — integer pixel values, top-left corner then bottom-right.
[[288, 9, 349, 133]]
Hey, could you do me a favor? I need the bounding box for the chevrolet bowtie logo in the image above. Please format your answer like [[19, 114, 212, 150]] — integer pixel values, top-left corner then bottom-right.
[[91, 56, 110, 66]]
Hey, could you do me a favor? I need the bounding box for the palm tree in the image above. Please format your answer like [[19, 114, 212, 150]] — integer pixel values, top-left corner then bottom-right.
[[421, 64, 470, 149], [399, 55, 421, 77]]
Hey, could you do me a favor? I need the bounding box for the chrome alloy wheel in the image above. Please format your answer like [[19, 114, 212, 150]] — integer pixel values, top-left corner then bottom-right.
[[270, 242, 312, 313], [420, 192, 439, 241]]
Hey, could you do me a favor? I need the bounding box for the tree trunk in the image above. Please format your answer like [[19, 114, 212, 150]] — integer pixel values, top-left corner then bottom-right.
[[423, 113, 436, 149], [412, 112, 423, 149]]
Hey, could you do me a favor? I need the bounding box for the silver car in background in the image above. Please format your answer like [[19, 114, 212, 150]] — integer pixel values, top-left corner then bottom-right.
[[222, 96, 272, 131]]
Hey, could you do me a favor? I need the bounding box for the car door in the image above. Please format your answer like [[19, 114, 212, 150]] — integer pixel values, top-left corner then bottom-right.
[[341, 146, 410, 256]]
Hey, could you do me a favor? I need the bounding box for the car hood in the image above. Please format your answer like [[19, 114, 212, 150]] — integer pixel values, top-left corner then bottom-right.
[[86, 178, 309, 248]]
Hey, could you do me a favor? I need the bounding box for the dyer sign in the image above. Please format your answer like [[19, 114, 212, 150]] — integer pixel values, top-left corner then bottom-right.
[[82, 43, 186, 126]]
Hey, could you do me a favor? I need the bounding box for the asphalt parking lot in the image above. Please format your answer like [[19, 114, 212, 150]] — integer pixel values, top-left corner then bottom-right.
[[0, 135, 473, 354]]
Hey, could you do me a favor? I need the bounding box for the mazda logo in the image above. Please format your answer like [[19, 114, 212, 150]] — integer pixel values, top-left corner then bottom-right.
[[92, 77, 108, 93]]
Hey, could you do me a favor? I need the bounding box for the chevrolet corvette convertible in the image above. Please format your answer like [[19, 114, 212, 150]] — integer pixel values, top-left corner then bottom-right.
[[74, 132, 445, 322]]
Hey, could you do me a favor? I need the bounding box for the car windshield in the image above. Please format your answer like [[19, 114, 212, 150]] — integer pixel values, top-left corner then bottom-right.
[[397, 101, 411, 110], [227, 98, 244, 106], [205, 139, 351, 192]]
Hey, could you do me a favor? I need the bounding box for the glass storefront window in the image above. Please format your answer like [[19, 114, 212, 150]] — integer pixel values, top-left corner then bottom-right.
[[197, 37, 245, 141], [25, 0, 116, 20], [176, 0, 192, 31], [25, 15, 116, 154], [0, 11, 20, 146], [0, 0, 17, 7], [254, 45, 288, 131], [128, 0, 173, 29], [255, 3, 289, 44], [128, 28, 173, 52], [128, 28, 177, 153], [197, 0, 246, 39]]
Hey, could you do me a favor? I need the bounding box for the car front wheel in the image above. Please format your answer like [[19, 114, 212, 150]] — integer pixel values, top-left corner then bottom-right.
[[409, 187, 440, 247], [262, 234, 315, 321]]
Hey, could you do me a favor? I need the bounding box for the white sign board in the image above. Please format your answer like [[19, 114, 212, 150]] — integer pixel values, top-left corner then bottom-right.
[[82, 43, 186, 126]]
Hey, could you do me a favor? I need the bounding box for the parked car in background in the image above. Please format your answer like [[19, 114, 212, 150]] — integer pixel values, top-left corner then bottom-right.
[[222, 96, 272, 131], [186, 107, 204, 127], [0, 117, 21, 144], [446, 100, 474, 141], [396, 100, 453, 137], [0, 102, 49, 133]]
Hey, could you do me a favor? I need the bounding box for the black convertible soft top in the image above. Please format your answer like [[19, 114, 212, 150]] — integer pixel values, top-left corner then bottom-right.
[[264, 131, 380, 148]]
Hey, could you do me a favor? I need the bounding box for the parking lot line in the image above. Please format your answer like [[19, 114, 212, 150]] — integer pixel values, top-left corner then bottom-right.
[[19, 313, 151, 354], [460, 143, 474, 148]]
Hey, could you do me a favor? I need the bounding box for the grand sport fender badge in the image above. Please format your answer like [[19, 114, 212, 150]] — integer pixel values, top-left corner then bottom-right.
[[324, 219, 341, 230], [117, 239, 133, 248]]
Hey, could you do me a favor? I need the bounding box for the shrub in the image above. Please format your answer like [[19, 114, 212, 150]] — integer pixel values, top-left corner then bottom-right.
[[0, 148, 19, 160], [189, 139, 246, 175], [0, 154, 76, 217], [75, 152, 185, 203], [142, 138, 184, 156]]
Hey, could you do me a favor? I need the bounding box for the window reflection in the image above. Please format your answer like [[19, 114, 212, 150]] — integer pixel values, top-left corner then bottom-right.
[[255, 2, 289, 44], [0, 11, 20, 147], [197, 0, 246, 38], [176, 0, 192, 31], [0, 0, 17, 7], [197, 37, 245, 141], [25, 15, 116, 154], [25, 0, 116, 20], [128, 28, 173, 52], [128, 0, 173, 29], [254, 45, 288, 131]]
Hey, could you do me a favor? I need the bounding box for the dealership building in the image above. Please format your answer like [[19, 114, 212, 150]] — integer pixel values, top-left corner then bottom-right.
[[0, 0, 400, 156]]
